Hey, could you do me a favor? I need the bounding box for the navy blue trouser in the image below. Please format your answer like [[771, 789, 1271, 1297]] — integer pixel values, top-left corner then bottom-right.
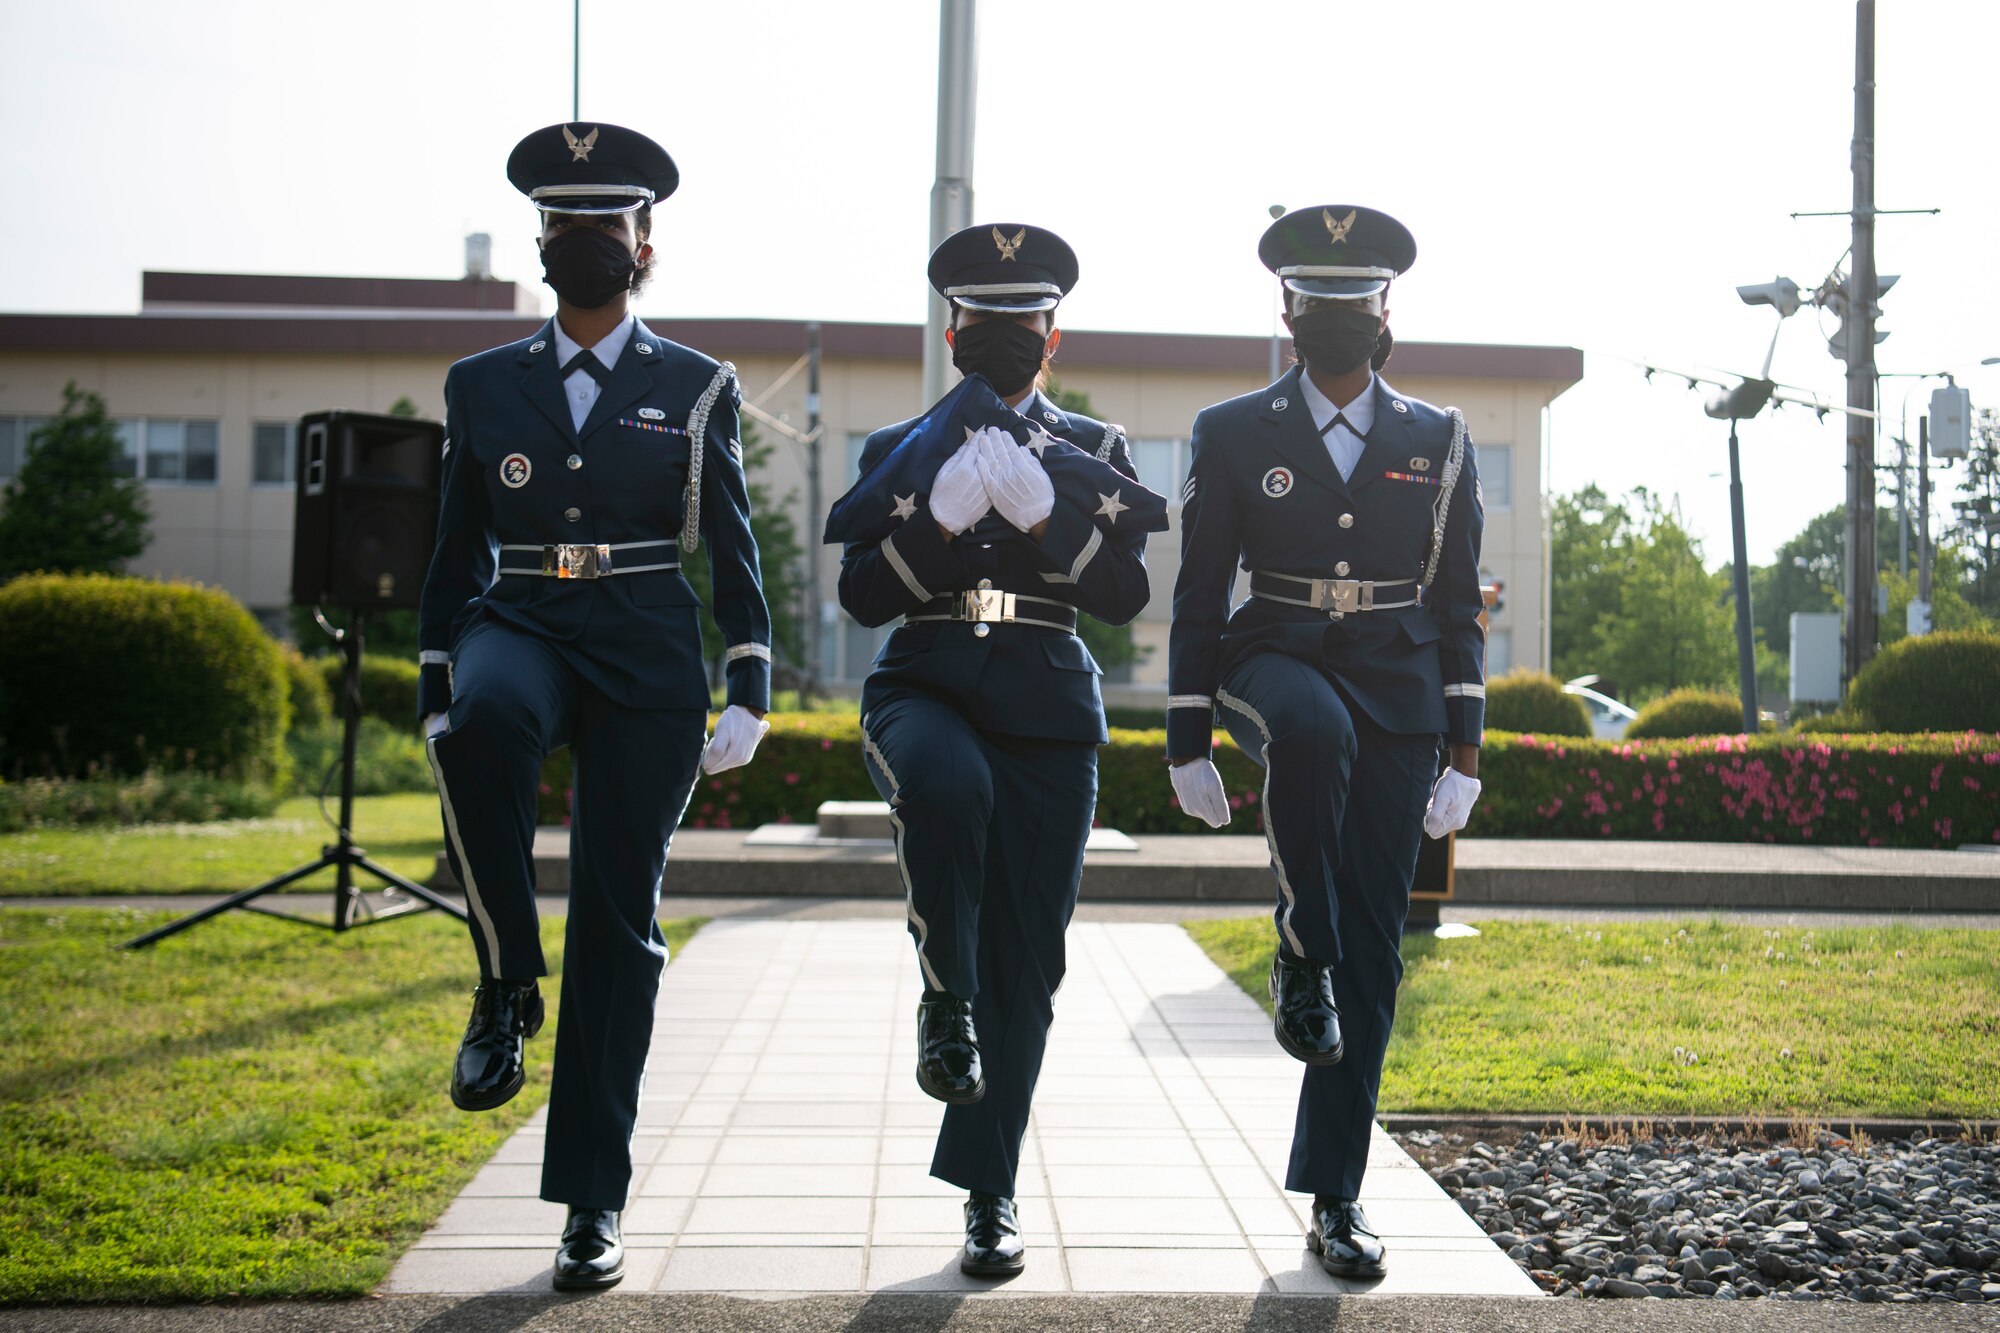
[[860, 688, 1097, 1197], [425, 617, 706, 1209], [1216, 651, 1438, 1200]]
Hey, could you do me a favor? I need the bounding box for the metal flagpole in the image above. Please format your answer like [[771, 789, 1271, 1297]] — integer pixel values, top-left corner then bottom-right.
[[923, 0, 976, 409]]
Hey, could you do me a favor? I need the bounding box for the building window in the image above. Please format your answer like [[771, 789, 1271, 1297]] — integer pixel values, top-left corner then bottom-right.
[[0, 416, 54, 481], [1486, 627, 1513, 677], [1131, 437, 1185, 503], [1481, 444, 1512, 510], [845, 432, 872, 485], [253, 421, 295, 486], [119, 418, 220, 485]]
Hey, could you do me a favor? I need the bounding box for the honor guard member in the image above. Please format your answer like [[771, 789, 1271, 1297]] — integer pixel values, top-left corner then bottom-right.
[[836, 224, 1154, 1277], [1164, 205, 1485, 1280], [416, 122, 773, 1291]]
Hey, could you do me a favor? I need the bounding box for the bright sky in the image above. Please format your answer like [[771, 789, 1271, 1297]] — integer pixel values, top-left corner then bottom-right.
[[3, 0, 1995, 565]]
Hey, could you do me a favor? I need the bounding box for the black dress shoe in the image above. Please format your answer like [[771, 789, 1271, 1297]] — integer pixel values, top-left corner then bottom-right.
[[961, 1191, 1026, 1275], [1308, 1198, 1386, 1279], [450, 978, 544, 1112], [916, 992, 985, 1104], [1268, 954, 1343, 1066], [553, 1207, 624, 1290]]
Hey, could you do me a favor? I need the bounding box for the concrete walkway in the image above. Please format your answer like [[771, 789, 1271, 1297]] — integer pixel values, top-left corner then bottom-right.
[[386, 918, 1537, 1299]]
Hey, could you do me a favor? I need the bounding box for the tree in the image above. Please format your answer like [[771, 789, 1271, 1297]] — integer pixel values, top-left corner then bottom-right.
[[1947, 407, 2000, 619], [1548, 484, 1633, 682], [1748, 505, 1898, 653], [683, 417, 807, 685], [1588, 494, 1735, 702], [0, 382, 150, 581], [1877, 543, 1995, 645], [1042, 378, 1145, 673]]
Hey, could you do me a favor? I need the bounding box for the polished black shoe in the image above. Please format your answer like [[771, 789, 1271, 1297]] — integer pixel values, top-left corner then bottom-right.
[[916, 992, 985, 1104], [552, 1207, 624, 1290], [1268, 954, 1343, 1066], [1308, 1198, 1386, 1279], [450, 978, 544, 1112], [960, 1191, 1026, 1276]]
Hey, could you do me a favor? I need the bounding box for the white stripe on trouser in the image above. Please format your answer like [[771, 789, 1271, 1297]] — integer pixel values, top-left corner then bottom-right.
[[426, 733, 505, 975], [1215, 688, 1308, 960], [860, 714, 944, 991]]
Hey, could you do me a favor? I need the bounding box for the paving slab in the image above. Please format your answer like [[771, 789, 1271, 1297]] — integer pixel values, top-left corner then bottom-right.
[[386, 917, 1538, 1298]]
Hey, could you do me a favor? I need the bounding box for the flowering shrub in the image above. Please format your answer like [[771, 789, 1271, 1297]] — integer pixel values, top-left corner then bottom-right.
[[537, 714, 1999, 849], [1478, 729, 2000, 847]]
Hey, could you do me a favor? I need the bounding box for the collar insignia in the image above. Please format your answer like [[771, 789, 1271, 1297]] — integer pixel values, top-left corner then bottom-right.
[[1323, 207, 1356, 245], [993, 226, 1026, 261], [562, 125, 599, 162], [1095, 489, 1129, 524]]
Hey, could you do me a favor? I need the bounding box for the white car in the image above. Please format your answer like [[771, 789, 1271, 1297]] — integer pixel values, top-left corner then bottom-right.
[[1563, 680, 1639, 741]]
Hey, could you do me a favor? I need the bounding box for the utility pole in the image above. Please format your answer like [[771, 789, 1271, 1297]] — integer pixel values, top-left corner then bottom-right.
[[923, 0, 976, 409], [804, 322, 823, 700], [1918, 414, 1933, 607], [1841, 0, 1879, 683]]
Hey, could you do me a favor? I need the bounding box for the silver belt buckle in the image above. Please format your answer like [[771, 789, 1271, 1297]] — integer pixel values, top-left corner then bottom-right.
[[957, 589, 1016, 622], [1317, 578, 1362, 613], [543, 544, 612, 579]]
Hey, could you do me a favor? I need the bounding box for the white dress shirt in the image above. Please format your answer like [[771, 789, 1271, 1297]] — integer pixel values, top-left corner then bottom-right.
[[1298, 369, 1376, 482], [551, 315, 636, 432]]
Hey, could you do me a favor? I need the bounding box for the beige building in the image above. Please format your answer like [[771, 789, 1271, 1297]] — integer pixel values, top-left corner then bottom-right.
[[0, 272, 1581, 700]]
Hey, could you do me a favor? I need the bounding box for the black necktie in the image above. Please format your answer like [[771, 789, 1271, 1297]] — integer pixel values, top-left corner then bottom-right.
[[1323, 412, 1365, 440], [562, 351, 611, 386]]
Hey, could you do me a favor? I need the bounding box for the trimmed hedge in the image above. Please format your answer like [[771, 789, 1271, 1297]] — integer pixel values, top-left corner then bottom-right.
[[526, 714, 2000, 849], [313, 653, 422, 731], [1849, 631, 2000, 734], [286, 718, 434, 798], [280, 644, 333, 732], [0, 574, 289, 783], [1485, 670, 1592, 737], [1626, 688, 1750, 740], [0, 772, 278, 833], [1792, 710, 1875, 736]]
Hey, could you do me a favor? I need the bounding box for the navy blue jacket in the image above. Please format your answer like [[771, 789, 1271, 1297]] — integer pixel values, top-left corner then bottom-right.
[[1167, 366, 1485, 759], [840, 390, 1151, 745], [416, 317, 771, 718]]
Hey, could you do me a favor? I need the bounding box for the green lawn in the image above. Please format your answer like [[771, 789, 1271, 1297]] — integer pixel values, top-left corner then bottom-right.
[[1186, 917, 2000, 1121], [0, 907, 702, 1304], [0, 794, 443, 898]]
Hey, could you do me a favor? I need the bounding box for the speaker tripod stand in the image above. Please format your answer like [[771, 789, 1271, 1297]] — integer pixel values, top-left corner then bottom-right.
[[122, 610, 467, 949]]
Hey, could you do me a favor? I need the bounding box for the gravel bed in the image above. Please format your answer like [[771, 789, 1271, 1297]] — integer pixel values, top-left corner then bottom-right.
[[1394, 1125, 2000, 1302]]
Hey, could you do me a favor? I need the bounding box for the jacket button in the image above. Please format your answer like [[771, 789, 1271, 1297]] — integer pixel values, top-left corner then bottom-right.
[[564, 507, 581, 522], [567, 454, 583, 470], [977, 578, 993, 591], [1339, 513, 1355, 528], [973, 623, 990, 638], [1335, 561, 1351, 576]]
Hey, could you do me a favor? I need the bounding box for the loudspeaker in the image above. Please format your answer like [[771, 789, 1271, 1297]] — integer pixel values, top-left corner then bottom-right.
[[291, 410, 443, 609]]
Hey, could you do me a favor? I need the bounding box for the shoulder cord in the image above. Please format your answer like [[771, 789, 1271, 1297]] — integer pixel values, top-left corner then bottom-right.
[[1421, 407, 1468, 590], [680, 362, 738, 554], [1096, 422, 1124, 463]]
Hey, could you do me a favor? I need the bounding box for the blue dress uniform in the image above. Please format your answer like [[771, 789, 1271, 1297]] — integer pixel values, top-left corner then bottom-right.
[[1167, 207, 1485, 1215], [417, 124, 771, 1220], [828, 226, 1163, 1229]]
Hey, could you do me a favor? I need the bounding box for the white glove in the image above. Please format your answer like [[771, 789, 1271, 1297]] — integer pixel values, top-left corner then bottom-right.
[[973, 428, 1055, 531], [928, 439, 992, 535], [1170, 758, 1232, 829], [1423, 768, 1482, 839], [423, 712, 448, 739], [701, 704, 770, 774]]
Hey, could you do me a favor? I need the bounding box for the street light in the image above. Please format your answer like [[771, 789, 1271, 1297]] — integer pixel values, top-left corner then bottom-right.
[[1267, 203, 1286, 383]]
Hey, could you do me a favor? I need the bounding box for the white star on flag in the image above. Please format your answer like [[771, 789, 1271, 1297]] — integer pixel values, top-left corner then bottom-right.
[[891, 493, 918, 521], [1024, 425, 1059, 457], [1095, 490, 1129, 524]]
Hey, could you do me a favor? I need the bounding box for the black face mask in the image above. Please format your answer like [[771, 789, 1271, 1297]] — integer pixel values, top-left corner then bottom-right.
[[951, 318, 1048, 396], [540, 227, 638, 309], [1291, 306, 1386, 376]]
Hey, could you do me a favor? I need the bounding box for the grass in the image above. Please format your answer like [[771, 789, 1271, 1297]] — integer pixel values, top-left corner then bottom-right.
[[0, 793, 442, 898], [0, 906, 703, 1304], [1185, 916, 2000, 1121]]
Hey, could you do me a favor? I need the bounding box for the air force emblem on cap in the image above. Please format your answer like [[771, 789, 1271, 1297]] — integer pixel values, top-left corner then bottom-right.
[[1262, 466, 1294, 498], [1323, 208, 1356, 244], [501, 453, 532, 488], [562, 125, 599, 161], [993, 226, 1026, 261]]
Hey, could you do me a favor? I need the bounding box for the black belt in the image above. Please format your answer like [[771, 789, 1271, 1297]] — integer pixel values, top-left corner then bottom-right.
[[497, 541, 681, 579], [905, 588, 1079, 633], [1248, 570, 1420, 614]]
